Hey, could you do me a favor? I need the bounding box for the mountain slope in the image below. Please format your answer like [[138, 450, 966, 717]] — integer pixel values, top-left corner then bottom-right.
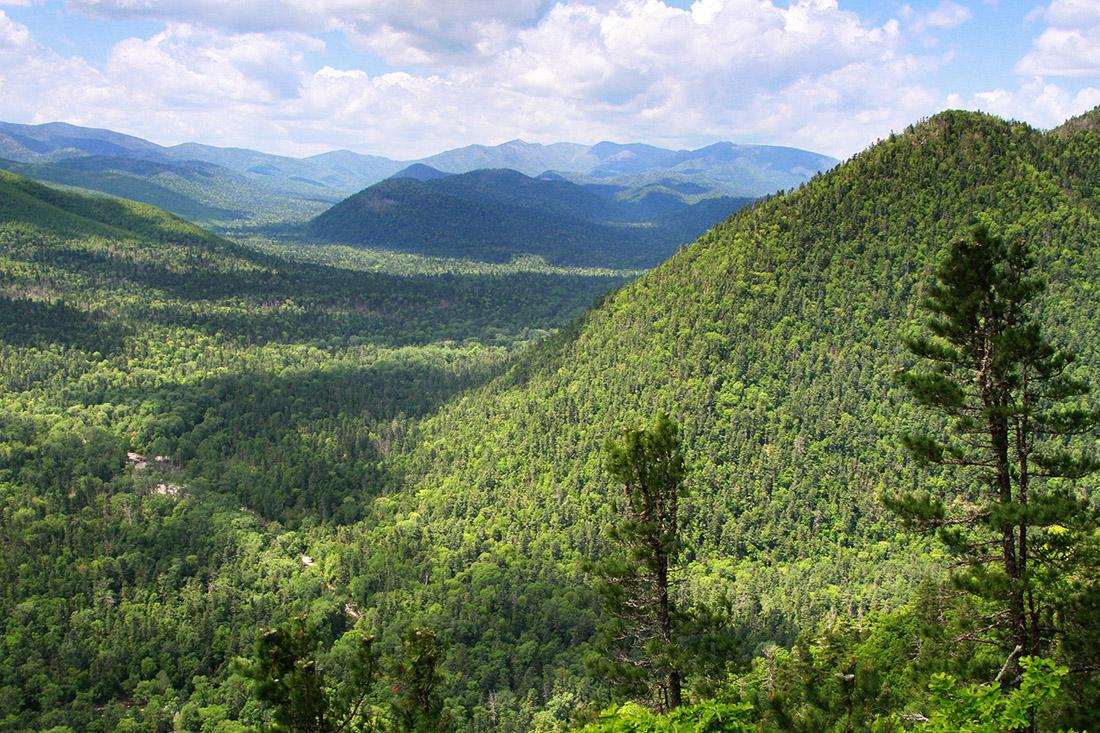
[[378, 109, 1100, 651], [0, 167, 641, 729], [0, 168, 223, 243], [307, 168, 754, 267]]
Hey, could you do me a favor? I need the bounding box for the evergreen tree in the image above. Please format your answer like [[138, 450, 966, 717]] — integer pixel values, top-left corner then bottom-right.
[[240, 615, 380, 733], [890, 225, 1099, 683], [589, 413, 690, 710], [389, 627, 448, 733]]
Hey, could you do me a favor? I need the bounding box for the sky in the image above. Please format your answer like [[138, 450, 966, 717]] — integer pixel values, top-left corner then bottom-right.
[[0, 0, 1098, 160]]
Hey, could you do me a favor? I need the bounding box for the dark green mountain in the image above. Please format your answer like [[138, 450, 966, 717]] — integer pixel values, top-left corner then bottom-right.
[[307, 168, 754, 267], [391, 163, 453, 181]]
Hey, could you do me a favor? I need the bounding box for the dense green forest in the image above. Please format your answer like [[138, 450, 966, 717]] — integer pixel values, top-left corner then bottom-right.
[[0, 169, 632, 729], [305, 169, 754, 268], [2, 107, 1099, 732]]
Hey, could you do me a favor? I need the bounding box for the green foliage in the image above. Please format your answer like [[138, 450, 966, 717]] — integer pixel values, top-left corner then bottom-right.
[[889, 224, 1100, 674], [577, 700, 754, 733], [589, 414, 689, 709], [388, 628, 449, 733], [913, 657, 1071, 733], [239, 615, 380, 733]]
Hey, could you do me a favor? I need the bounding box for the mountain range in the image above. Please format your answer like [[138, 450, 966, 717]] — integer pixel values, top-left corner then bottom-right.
[[0, 120, 835, 227], [306, 166, 757, 267]]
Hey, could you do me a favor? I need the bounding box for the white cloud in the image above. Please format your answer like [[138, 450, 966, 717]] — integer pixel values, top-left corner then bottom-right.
[[4, 0, 1094, 161], [68, 0, 550, 65], [1016, 0, 1100, 77], [923, 1, 972, 29], [4, 1, 948, 158], [970, 81, 1100, 127]]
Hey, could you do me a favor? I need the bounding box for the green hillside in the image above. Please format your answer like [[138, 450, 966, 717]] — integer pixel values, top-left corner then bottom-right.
[[358, 108, 1100, 712], [3, 107, 1099, 731], [0, 170, 639, 730], [0, 168, 224, 242]]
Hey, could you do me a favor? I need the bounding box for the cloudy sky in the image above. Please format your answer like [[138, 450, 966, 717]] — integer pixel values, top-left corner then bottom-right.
[[0, 0, 1097, 159]]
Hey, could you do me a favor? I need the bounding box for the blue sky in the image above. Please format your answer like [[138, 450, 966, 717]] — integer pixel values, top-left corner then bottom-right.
[[0, 0, 1097, 159]]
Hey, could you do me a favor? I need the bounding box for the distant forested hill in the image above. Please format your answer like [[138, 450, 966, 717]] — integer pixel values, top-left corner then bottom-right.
[[307, 168, 755, 267]]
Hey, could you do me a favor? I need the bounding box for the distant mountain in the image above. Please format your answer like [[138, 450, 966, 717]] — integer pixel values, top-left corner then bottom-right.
[[418, 138, 837, 197], [0, 167, 221, 244], [0, 120, 165, 162], [308, 168, 754, 267], [390, 163, 452, 181], [0, 120, 835, 227], [0, 122, 353, 225], [163, 142, 402, 192]]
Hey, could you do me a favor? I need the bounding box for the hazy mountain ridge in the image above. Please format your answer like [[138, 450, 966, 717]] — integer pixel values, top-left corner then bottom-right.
[[0, 120, 835, 227]]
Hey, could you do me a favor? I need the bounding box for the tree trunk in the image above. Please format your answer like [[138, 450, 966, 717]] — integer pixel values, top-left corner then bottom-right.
[[656, 554, 682, 709], [991, 412, 1026, 683]]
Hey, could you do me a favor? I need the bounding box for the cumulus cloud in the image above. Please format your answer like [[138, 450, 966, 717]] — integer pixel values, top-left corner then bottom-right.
[[68, 0, 550, 65], [2, 0, 1096, 160], [967, 80, 1100, 127], [904, 0, 973, 32], [1016, 0, 1100, 77], [3, 1, 949, 158]]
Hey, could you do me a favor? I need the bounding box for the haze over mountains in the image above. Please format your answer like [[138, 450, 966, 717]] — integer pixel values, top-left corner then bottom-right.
[[0, 120, 836, 229]]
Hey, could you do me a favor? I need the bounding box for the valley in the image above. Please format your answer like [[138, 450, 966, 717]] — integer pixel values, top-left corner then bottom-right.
[[1, 106, 1099, 732]]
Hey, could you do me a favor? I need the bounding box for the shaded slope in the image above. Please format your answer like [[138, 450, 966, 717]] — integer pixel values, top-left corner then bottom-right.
[[386, 110, 1100, 634], [307, 170, 752, 267], [0, 156, 244, 221]]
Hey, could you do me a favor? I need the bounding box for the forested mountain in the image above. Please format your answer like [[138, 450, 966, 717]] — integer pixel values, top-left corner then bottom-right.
[[0, 167, 638, 730], [307, 168, 755, 267], [365, 108, 1100, 722], [0, 120, 833, 228]]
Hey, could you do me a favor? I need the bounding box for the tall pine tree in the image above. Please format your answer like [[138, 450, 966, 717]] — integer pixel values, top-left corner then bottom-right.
[[589, 413, 689, 710], [890, 225, 1099, 683]]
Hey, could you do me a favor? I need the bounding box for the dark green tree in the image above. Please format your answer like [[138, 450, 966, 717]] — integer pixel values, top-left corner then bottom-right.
[[388, 627, 448, 733], [239, 614, 380, 732], [890, 225, 1099, 683], [589, 413, 690, 711]]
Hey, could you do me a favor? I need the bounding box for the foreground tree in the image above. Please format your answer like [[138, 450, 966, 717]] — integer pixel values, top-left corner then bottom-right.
[[239, 615, 380, 733], [388, 627, 449, 733], [890, 225, 1099, 683], [589, 413, 690, 710]]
